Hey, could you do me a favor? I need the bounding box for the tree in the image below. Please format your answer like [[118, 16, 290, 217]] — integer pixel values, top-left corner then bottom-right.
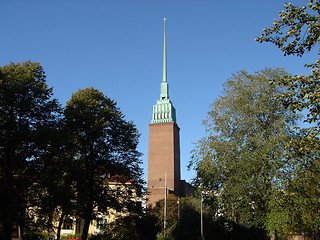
[[256, 1, 320, 57], [151, 194, 179, 239], [189, 68, 300, 238], [92, 213, 158, 240], [256, 1, 320, 236], [64, 87, 144, 240], [0, 61, 61, 240], [286, 158, 320, 234], [255, 0, 320, 144], [33, 137, 76, 240], [172, 197, 201, 240], [173, 196, 267, 240]]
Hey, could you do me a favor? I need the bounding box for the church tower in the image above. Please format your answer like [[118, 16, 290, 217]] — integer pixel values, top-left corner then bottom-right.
[[147, 18, 181, 207]]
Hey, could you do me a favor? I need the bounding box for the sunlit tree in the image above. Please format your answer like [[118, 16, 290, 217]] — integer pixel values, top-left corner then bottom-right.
[[190, 68, 300, 238]]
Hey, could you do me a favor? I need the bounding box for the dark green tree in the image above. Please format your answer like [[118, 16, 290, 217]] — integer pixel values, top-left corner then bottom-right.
[[0, 61, 61, 240], [151, 194, 179, 239], [64, 87, 144, 240], [92, 213, 158, 240], [286, 158, 320, 233], [173, 196, 267, 240], [172, 197, 201, 240], [32, 137, 76, 240], [189, 68, 300, 238]]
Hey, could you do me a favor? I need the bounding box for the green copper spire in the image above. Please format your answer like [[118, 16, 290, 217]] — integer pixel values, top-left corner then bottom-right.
[[151, 18, 177, 124], [162, 17, 167, 83], [160, 17, 169, 100]]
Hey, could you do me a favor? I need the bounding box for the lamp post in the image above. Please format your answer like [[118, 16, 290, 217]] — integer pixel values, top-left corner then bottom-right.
[[200, 192, 205, 240], [164, 171, 167, 238], [152, 172, 169, 238]]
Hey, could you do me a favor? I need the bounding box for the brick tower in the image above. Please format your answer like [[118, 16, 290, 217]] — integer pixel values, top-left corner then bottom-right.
[[147, 18, 181, 207]]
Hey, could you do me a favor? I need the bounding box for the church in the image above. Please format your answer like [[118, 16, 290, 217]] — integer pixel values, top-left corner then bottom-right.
[[147, 18, 187, 207]]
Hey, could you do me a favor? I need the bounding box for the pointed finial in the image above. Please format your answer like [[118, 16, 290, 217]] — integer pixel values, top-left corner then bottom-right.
[[162, 17, 167, 83]]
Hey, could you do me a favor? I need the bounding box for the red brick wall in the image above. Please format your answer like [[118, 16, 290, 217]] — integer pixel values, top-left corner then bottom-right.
[[147, 122, 180, 207]]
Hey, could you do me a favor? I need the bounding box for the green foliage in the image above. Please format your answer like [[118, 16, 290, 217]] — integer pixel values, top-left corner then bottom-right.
[[151, 194, 179, 238], [99, 216, 141, 240], [60, 234, 81, 240], [172, 197, 201, 240], [23, 230, 47, 240], [0, 62, 145, 239], [26, 122, 75, 238], [90, 214, 158, 240], [0, 61, 61, 239], [156, 234, 175, 240], [256, 1, 320, 235], [189, 68, 299, 236], [286, 158, 320, 233], [173, 197, 267, 240], [64, 87, 144, 240], [255, 0, 320, 148], [256, 0, 320, 57], [143, 195, 269, 239], [265, 156, 320, 238]]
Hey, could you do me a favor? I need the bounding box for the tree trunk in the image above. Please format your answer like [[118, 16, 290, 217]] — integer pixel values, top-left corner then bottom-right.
[[2, 190, 13, 240], [3, 220, 12, 240], [81, 214, 91, 240], [18, 204, 26, 240], [81, 153, 95, 240], [2, 206, 13, 240], [81, 203, 93, 240], [270, 229, 278, 240], [56, 212, 65, 240]]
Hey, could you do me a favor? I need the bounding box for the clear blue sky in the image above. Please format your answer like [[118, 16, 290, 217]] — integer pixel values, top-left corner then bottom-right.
[[1, 0, 317, 183]]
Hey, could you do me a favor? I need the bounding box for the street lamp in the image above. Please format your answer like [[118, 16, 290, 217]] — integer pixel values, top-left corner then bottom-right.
[[150, 171, 169, 238], [200, 191, 205, 240], [164, 171, 167, 238]]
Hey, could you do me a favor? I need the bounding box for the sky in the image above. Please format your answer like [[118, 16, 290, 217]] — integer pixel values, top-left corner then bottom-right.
[[0, 0, 318, 184]]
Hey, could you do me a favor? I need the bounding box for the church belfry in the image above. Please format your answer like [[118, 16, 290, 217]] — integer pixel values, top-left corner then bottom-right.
[[147, 18, 181, 207]]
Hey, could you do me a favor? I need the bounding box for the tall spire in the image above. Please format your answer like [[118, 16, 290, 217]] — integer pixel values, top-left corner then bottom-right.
[[151, 17, 176, 124], [160, 17, 169, 100], [162, 17, 167, 83]]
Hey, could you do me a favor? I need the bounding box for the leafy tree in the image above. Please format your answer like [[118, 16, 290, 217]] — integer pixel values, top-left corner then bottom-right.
[[265, 147, 320, 238], [94, 215, 141, 240], [172, 197, 201, 240], [256, 1, 319, 57], [256, 1, 320, 236], [189, 68, 300, 238], [15, 116, 75, 240], [286, 158, 320, 233], [0, 61, 61, 240], [151, 194, 179, 239], [255, 0, 320, 144], [64, 87, 144, 240], [173, 196, 267, 240], [33, 141, 76, 240], [91, 213, 158, 240]]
